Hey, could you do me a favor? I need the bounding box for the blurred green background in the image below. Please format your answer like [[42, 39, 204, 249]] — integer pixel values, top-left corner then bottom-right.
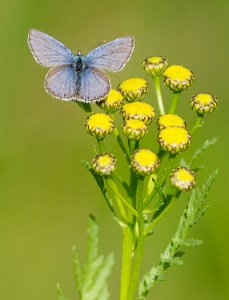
[[1, 0, 228, 299]]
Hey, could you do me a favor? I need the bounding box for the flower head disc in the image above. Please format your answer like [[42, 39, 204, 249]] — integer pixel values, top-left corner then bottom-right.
[[123, 119, 148, 141], [157, 114, 186, 130], [118, 78, 149, 101], [142, 56, 168, 77], [191, 93, 218, 114], [121, 101, 155, 124], [163, 65, 194, 92], [85, 113, 115, 138], [97, 89, 124, 112], [158, 127, 191, 154], [170, 167, 196, 191], [92, 153, 117, 176], [131, 149, 160, 176]]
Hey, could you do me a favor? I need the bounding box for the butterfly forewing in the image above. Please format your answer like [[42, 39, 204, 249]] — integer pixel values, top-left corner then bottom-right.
[[45, 65, 78, 100], [28, 29, 74, 67], [85, 36, 134, 72], [79, 67, 110, 102]]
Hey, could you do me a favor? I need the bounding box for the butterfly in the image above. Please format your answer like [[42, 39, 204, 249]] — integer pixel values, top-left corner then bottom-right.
[[27, 29, 135, 102]]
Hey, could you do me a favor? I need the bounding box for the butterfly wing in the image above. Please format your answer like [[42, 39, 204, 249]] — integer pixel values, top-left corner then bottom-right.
[[28, 29, 74, 67], [45, 65, 78, 100], [78, 67, 111, 102], [85, 36, 134, 72]]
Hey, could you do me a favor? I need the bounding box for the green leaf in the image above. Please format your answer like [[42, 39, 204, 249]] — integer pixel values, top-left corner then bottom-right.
[[189, 137, 218, 166], [138, 170, 218, 300], [72, 246, 82, 296], [56, 284, 69, 300]]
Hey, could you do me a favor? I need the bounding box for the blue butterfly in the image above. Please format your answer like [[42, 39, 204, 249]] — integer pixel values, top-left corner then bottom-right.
[[27, 29, 135, 102]]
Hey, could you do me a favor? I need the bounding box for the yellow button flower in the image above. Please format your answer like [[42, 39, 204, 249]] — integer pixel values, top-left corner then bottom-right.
[[122, 119, 148, 141], [131, 149, 160, 176], [85, 113, 115, 138], [97, 89, 124, 112], [92, 153, 117, 176], [118, 78, 149, 101], [157, 114, 186, 130], [163, 65, 194, 92], [158, 127, 191, 154], [191, 93, 218, 114], [121, 101, 155, 124], [170, 167, 196, 191], [142, 56, 168, 77]]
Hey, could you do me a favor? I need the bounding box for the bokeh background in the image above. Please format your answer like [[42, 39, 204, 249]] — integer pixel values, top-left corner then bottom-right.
[[1, 0, 228, 299]]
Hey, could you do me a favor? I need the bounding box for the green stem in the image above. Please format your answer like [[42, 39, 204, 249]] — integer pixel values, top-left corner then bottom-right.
[[114, 128, 130, 163], [112, 172, 130, 194], [169, 92, 181, 114], [120, 226, 133, 300], [96, 138, 105, 153], [127, 176, 145, 300], [190, 114, 204, 134], [153, 76, 165, 115], [144, 154, 176, 208], [78, 102, 92, 115], [145, 189, 181, 236]]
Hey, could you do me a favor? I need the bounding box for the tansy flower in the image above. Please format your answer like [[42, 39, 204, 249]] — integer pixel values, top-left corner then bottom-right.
[[97, 89, 124, 112], [121, 101, 155, 124], [163, 65, 194, 92], [92, 153, 117, 176], [157, 114, 186, 130], [158, 127, 191, 154], [85, 113, 115, 138], [191, 93, 218, 114], [170, 167, 196, 191], [142, 56, 168, 77], [131, 149, 160, 176], [122, 119, 148, 141], [118, 78, 149, 101]]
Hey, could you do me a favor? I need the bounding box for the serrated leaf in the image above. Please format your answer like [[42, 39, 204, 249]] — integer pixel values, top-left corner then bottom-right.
[[189, 137, 218, 166], [72, 246, 82, 295], [182, 238, 203, 247], [56, 284, 69, 300]]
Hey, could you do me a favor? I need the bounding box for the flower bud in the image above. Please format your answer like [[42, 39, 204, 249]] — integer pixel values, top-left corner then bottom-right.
[[163, 65, 194, 92], [97, 89, 124, 112], [191, 93, 218, 114], [122, 119, 148, 141], [131, 149, 160, 176], [121, 101, 155, 124], [142, 56, 168, 77], [157, 114, 186, 130], [85, 113, 114, 138], [170, 167, 196, 191], [118, 78, 149, 101], [158, 127, 191, 154], [92, 153, 117, 176]]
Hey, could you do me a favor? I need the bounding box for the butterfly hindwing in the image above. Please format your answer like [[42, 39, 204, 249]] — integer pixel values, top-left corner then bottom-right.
[[28, 29, 74, 67], [78, 67, 111, 102], [85, 36, 134, 72], [45, 65, 78, 100]]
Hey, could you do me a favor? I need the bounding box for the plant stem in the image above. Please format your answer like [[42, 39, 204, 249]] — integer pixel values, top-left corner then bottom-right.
[[114, 128, 130, 163], [96, 138, 105, 153], [127, 176, 145, 300], [120, 226, 133, 300], [169, 92, 181, 114], [153, 76, 165, 115], [78, 102, 92, 115], [190, 114, 204, 134]]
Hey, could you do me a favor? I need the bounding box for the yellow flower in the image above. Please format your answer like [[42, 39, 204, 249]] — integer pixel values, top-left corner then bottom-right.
[[85, 113, 115, 138], [142, 56, 168, 77], [131, 149, 160, 176], [92, 153, 117, 176], [157, 114, 186, 130], [158, 127, 191, 154], [170, 167, 196, 191], [191, 93, 218, 114], [122, 119, 148, 141], [118, 78, 149, 101], [97, 89, 124, 112], [121, 101, 155, 124], [163, 65, 194, 92]]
